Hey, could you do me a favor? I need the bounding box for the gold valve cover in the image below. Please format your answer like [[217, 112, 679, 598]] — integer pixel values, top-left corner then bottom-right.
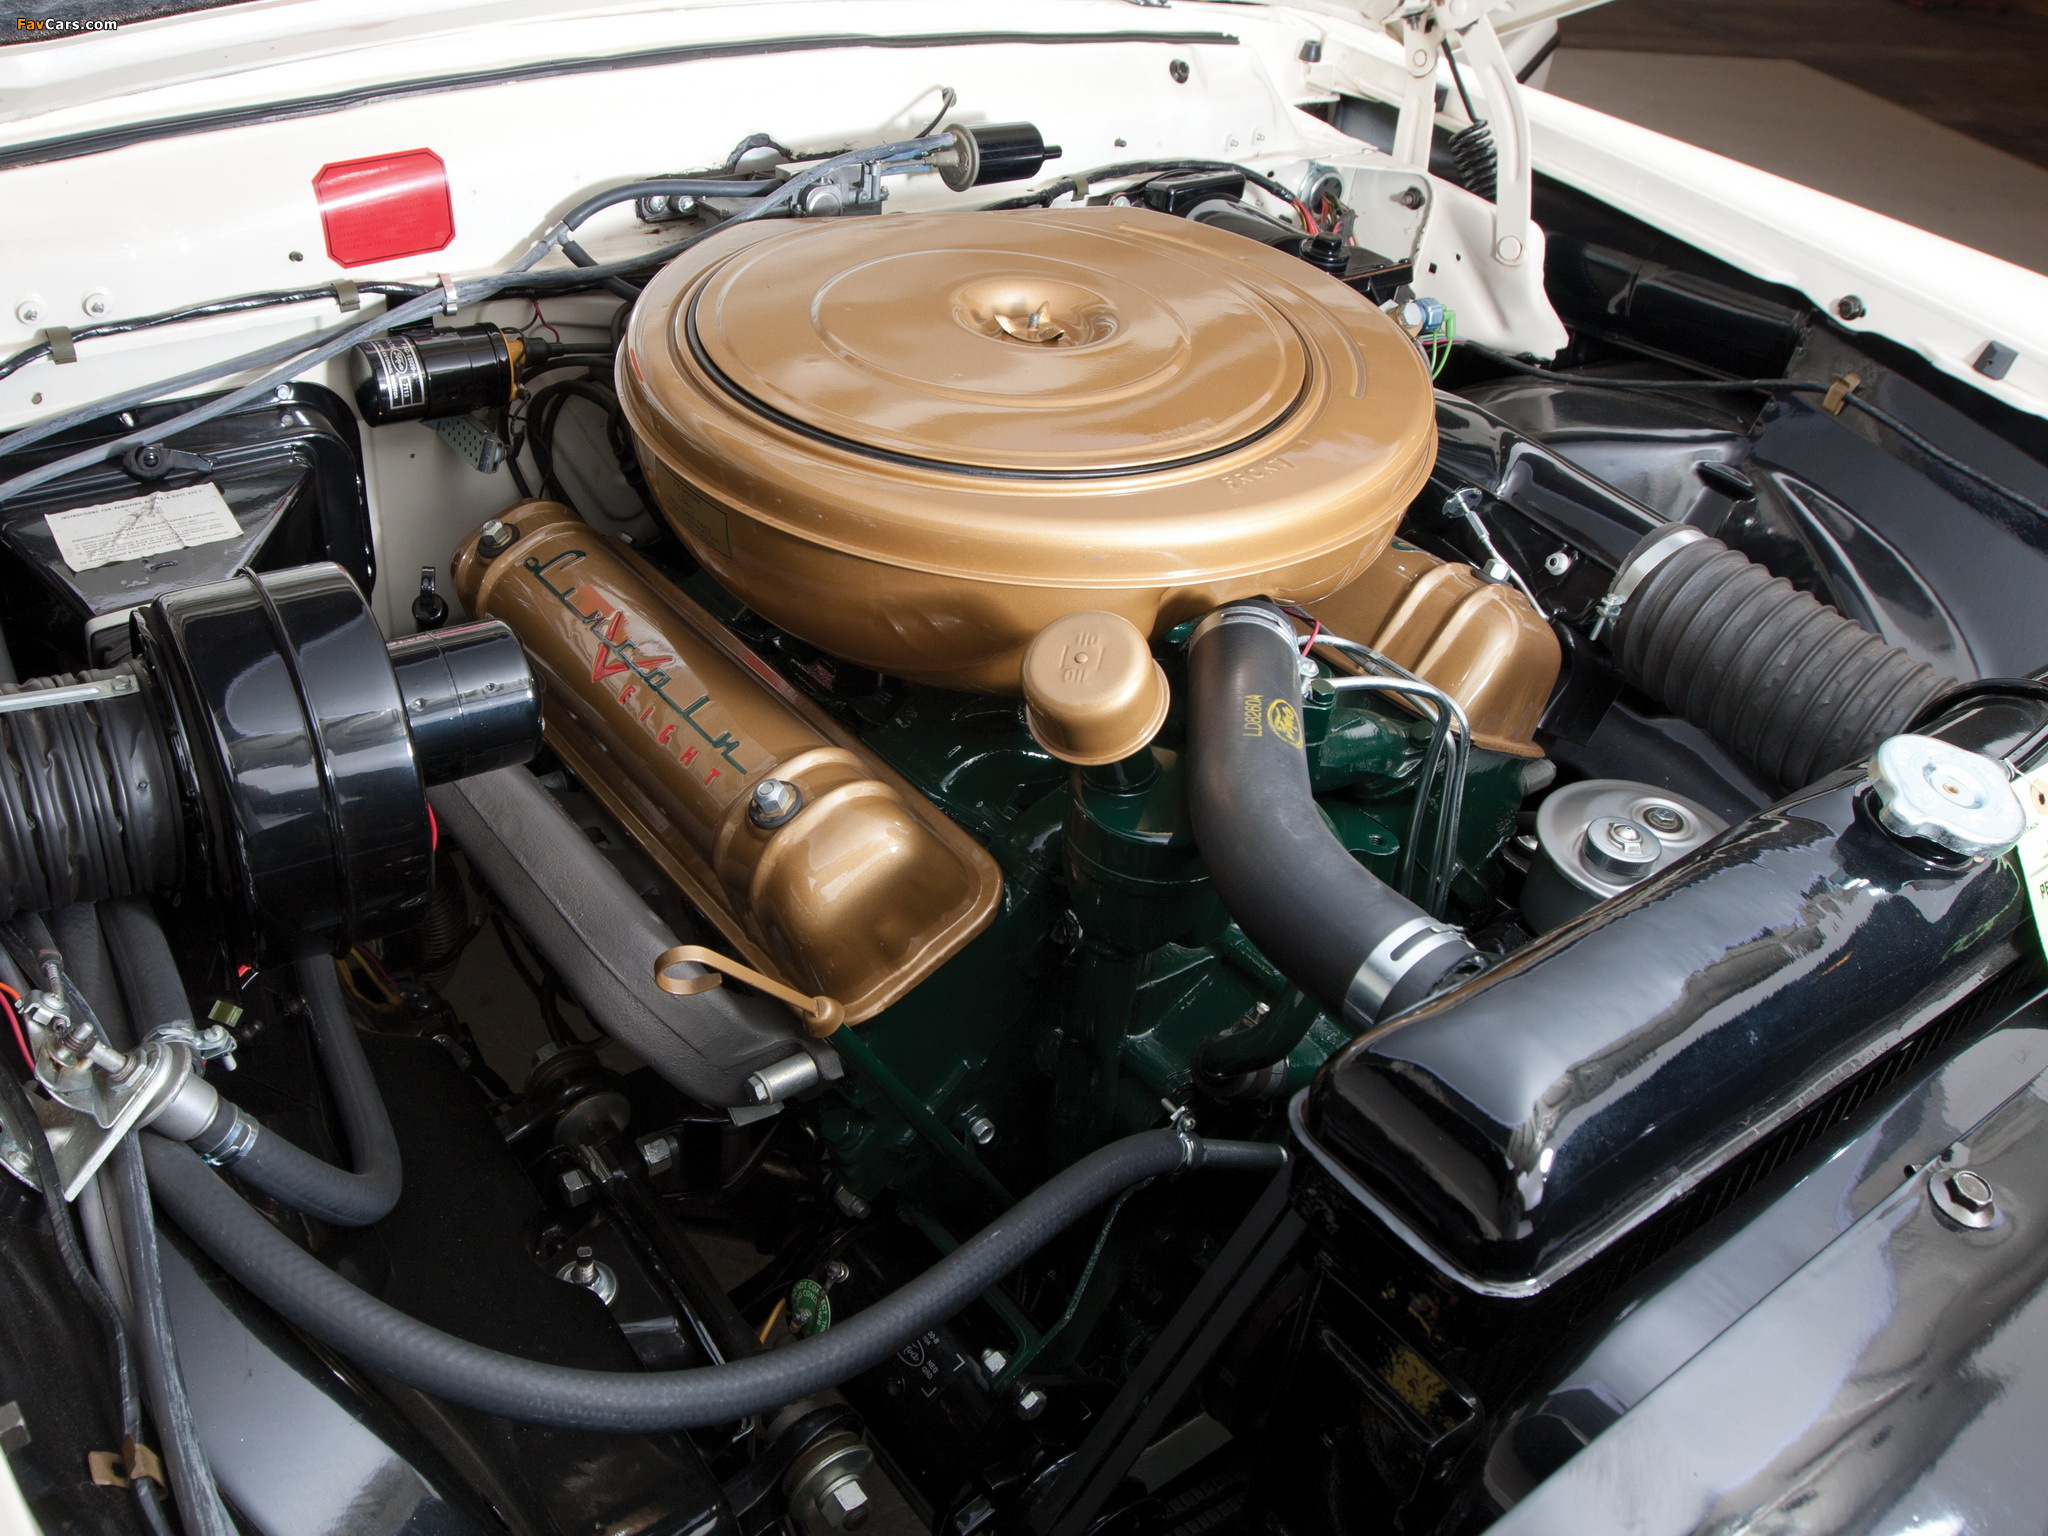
[[453, 503, 1001, 1023], [619, 206, 1438, 691]]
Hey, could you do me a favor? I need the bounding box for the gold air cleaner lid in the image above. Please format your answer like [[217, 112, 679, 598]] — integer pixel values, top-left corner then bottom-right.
[[621, 207, 1437, 691]]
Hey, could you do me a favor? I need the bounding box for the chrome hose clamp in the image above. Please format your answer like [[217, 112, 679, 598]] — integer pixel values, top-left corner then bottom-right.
[[1344, 917, 1469, 1025], [1189, 601, 1298, 653], [1590, 524, 1708, 641]]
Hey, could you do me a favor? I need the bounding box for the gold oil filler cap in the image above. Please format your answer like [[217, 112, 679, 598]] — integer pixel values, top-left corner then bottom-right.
[[1021, 612, 1169, 765]]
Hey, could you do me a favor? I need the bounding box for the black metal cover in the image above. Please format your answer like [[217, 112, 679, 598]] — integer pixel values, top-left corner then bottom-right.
[[1303, 703, 2036, 1292]]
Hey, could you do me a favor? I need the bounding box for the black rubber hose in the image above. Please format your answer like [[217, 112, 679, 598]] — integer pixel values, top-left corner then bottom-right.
[[0, 669, 181, 920], [1186, 602, 1482, 1027], [1610, 532, 1951, 788], [189, 957, 402, 1226], [142, 1128, 1283, 1431], [110, 1139, 238, 1536], [0, 1057, 172, 1535], [99, 899, 238, 1536], [101, 896, 192, 1040]]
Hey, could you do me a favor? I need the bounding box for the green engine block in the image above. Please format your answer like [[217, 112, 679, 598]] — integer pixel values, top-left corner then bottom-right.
[[810, 649, 1528, 1214]]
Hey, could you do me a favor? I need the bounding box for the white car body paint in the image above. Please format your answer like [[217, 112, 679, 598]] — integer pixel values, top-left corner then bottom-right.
[[0, 0, 2036, 638]]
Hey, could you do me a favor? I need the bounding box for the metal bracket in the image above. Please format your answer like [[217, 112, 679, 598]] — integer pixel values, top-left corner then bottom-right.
[[20, 999, 208, 1200], [0, 673, 138, 718]]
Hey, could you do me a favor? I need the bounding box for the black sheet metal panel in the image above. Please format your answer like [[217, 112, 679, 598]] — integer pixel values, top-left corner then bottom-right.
[[0, 384, 371, 622], [1432, 394, 1667, 570], [1751, 399, 2048, 680], [1488, 1036, 2048, 1535], [1303, 761, 2029, 1293], [157, 1237, 489, 1536], [1482, 989, 2048, 1510]]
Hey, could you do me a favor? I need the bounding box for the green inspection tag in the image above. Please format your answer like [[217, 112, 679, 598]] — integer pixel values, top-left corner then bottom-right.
[[2016, 768, 2048, 956]]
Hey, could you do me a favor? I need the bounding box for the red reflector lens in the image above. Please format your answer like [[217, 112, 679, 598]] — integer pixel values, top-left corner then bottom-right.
[[314, 148, 455, 268]]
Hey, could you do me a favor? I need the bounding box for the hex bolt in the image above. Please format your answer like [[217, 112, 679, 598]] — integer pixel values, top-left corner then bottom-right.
[[821, 1259, 852, 1287], [1641, 804, 1686, 836], [980, 1349, 1008, 1376], [558, 1167, 594, 1207], [1948, 1170, 1993, 1212], [748, 778, 803, 829], [819, 1478, 870, 1532], [1543, 550, 1573, 576], [477, 519, 519, 558], [833, 1184, 872, 1220], [966, 1115, 996, 1146], [638, 1131, 679, 1176], [1931, 1165, 1998, 1229], [1015, 1387, 1049, 1421]]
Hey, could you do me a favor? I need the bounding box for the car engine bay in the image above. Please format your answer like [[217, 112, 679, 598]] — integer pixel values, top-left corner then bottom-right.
[[2, 20, 2047, 1536]]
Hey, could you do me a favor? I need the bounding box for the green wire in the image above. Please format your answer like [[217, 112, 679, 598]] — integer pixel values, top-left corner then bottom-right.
[[1429, 308, 1458, 380]]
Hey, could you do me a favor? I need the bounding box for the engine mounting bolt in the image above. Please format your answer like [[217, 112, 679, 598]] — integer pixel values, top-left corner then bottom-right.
[[1933, 1166, 1997, 1228], [833, 1184, 872, 1220], [1543, 550, 1573, 576], [558, 1167, 594, 1207], [1015, 1387, 1049, 1421], [477, 519, 520, 558], [748, 777, 803, 829], [967, 1115, 996, 1146]]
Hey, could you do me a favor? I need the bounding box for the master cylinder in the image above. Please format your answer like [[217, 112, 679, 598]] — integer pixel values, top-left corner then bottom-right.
[[452, 503, 1001, 1023]]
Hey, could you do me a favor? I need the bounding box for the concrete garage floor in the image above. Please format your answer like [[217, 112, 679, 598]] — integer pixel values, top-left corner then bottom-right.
[[1550, 0, 2048, 274]]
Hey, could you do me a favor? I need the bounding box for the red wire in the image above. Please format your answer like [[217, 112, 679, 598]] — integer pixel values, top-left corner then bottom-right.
[[1, 993, 31, 1070], [427, 803, 439, 853]]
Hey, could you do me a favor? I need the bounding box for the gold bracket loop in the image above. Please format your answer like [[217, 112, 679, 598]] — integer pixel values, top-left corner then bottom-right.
[[653, 945, 844, 1036]]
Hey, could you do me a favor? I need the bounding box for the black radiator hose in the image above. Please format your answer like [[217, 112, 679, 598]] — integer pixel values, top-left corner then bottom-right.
[[1186, 602, 1482, 1026], [181, 956, 403, 1226], [142, 1128, 1283, 1431], [1608, 526, 1951, 787]]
